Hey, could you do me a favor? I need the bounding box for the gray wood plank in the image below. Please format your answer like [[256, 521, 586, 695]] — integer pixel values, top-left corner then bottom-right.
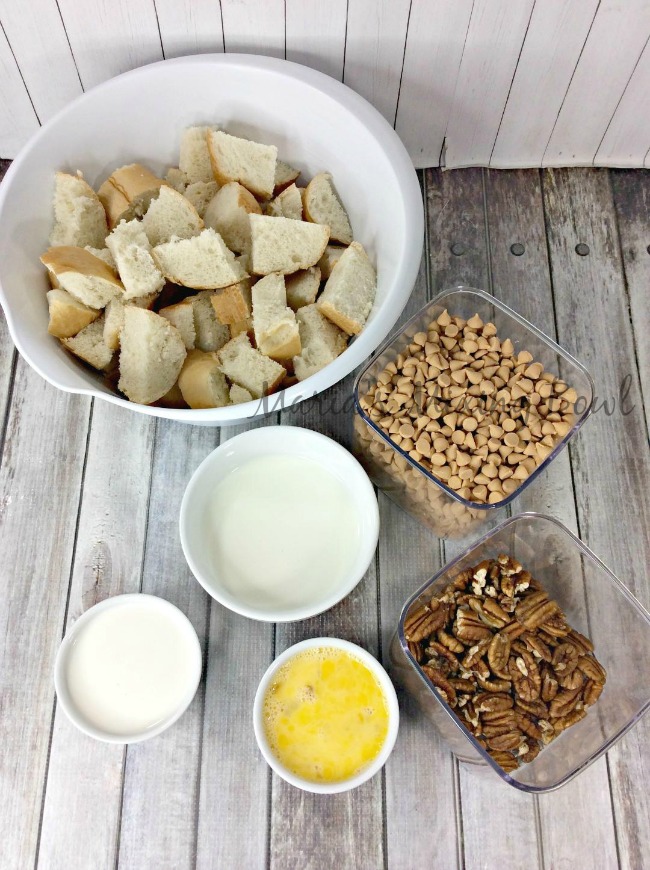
[[37, 402, 155, 870], [0, 362, 90, 870], [266, 392, 383, 870], [610, 169, 650, 433], [542, 167, 650, 870], [426, 167, 540, 870], [485, 168, 619, 870], [195, 419, 275, 870], [377, 244, 461, 869], [116, 419, 217, 870]]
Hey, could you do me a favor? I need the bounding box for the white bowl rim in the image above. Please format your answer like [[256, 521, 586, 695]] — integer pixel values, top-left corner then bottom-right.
[[252, 636, 400, 793], [0, 52, 424, 425], [179, 425, 380, 622], [54, 593, 203, 744]]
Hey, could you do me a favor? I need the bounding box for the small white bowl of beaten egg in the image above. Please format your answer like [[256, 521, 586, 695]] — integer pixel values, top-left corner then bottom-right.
[[253, 637, 399, 793]]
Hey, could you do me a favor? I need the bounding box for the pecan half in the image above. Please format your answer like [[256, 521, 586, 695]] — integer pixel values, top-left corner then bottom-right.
[[454, 607, 493, 642], [515, 711, 543, 741], [557, 669, 584, 691], [552, 708, 586, 733], [568, 628, 594, 655], [541, 669, 559, 702], [405, 599, 449, 641], [407, 640, 423, 662], [521, 631, 553, 662], [476, 674, 512, 693], [515, 698, 549, 719], [425, 640, 460, 672], [508, 650, 541, 701], [549, 686, 582, 718], [540, 614, 571, 638], [461, 637, 491, 669], [487, 632, 511, 679], [474, 692, 513, 713], [449, 678, 476, 693], [437, 628, 465, 654], [487, 730, 523, 751], [488, 749, 519, 773], [500, 620, 526, 641], [422, 665, 457, 707], [583, 679, 604, 707], [552, 642, 579, 676], [578, 654, 607, 685], [515, 591, 559, 629], [521, 743, 541, 764]]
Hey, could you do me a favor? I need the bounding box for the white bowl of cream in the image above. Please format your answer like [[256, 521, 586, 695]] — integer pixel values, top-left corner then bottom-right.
[[180, 426, 380, 622], [54, 594, 202, 743]]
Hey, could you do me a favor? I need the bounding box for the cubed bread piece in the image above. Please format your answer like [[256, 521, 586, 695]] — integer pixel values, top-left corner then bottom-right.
[[292, 304, 347, 381], [97, 163, 165, 229], [157, 382, 188, 409], [178, 349, 230, 409], [142, 186, 203, 246], [165, 167, 188, 193], [152, 228, 246, 289], [250, 214, 329, 275], [318, 244, 346, 279], [207, 130, 277, 199], [47, 288, 101, 338], [180, 126, 217, 184], [203, 181, 261, 253], [184, 181, 219, 218], [106, 219, 165, 300], [210, 279, 252, 325], [274, 160, 300, 193], [84, 246, 116, 270], [251, 273, 301, 361], [285, 267, 320, 311], [303, 173, 353, 244], [49, 171, 108, 249], [317, 241, 376, 335], [229, 383, 253, 404], [192, 290, 230, 352], [159, 299, 196, 349], [103, 294, 159, 351], [41, 246, 124, 309], [218, 333, 285, 399], [229, 318, 254, 340], [265, 183, 303, 220], [118, 307, 187, 405], [62, 315, 113, 370]]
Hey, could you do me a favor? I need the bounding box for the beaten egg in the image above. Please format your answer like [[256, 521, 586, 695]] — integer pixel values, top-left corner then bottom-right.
[[262, 647, 390, 783]]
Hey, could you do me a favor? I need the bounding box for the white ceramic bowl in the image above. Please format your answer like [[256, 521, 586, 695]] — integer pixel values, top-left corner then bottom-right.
[[0, 54, 423, 425], [179, 426, 379, 621], [253, 637, 399, 793], [54, 594, 202, 743]]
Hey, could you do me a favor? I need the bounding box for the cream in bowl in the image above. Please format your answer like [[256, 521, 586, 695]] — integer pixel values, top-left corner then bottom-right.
[[253, 637, 399, 792], [54, 594, 202, 743], [180, 426, 380, 622]]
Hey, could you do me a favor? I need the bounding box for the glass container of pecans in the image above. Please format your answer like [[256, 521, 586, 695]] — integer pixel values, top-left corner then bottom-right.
[[391, 513, 650, 792], [352, 287, 594, 539]]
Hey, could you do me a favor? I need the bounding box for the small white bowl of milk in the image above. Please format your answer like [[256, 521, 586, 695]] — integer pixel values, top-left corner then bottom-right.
[[180, 426, 380, 622], [54, 594, 202, 743]]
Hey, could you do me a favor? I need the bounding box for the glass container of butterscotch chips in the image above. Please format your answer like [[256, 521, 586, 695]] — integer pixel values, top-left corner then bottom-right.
[[352, 286, 594, 539]]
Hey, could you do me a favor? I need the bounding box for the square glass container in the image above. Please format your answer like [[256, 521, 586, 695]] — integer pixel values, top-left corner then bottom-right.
[[390, 513, 650, 793], [352, 287, 594, 539]]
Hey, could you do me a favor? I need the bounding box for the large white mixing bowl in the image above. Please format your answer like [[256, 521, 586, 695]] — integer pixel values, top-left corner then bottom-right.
[[0, 54, 423, 425]]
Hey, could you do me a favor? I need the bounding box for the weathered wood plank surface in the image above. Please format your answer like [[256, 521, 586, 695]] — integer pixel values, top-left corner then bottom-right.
[[0, 163, 648, 870]]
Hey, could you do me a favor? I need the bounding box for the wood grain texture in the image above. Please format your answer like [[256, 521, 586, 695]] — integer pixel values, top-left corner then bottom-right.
[[343, 0, 411, 125], [0, 24, 40, 155], [54, 0, 163, 89], [195, 419, 274, 870], [37, 402, 155, 870], [116, 418, 216, 870], [221, 0, 285, 59], [491, 0, 599, 168], [0, 364, 90, 870], [427, 167, 540, 870], [0, 0, 82, 123], [444, 0, 535, 168], [394, 0, 472, 167], [484, 168, 619, 870], [596, 38, 650, 167], [270, 387, 384, 870], [154, 0, 225, 58], [610, 169, 650, 422], [285, 0, 347, 81], [378, 239, 460, 869], [542, 167, 650, 870], [543, 1, 650, 166]]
